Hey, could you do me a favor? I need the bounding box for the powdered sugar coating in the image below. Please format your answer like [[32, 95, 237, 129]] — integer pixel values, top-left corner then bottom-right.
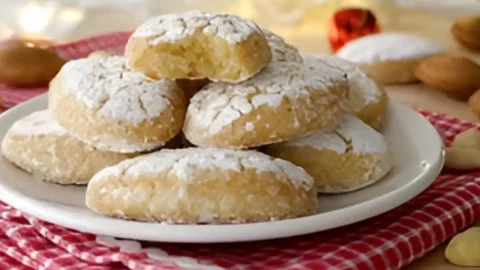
[[2, 110, 136, 185], [287, 115, 387, 153], [59, 56, 179, 125], [263, 29, 302, 63], [186, 61, 346, 135], [83, 137, 162, 154], [336, 33, 444, 64], [132, 11, 263, 45], [303, 54, 381, 109], [335, 115, 387, 153], [91, 148, 314, 190], [8, 110, 66, 136], [288, 131, 346, 153]]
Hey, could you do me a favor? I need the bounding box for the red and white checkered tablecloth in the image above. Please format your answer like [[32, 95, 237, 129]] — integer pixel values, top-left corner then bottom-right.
[[0, 32, 480, 270]]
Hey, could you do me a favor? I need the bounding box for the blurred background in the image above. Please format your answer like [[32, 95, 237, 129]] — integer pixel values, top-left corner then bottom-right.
[[1, 0, 480, 54]]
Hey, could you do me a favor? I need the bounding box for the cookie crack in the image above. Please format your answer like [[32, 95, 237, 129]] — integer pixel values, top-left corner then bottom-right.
[[93, 97, 109, 113], [156, 92, 176, 107], [333, 130, 352, 154], [207, 89, 234, 129], [93, 84, 130, 113], [137, 95, 147, 116]]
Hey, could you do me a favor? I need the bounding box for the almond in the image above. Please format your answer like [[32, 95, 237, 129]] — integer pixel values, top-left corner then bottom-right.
[[0, 41, 65, 88], [415, 55, 480, 100], [452, 128, 480, 148], [445, 128, 480, 170], [446, 227, 480, 266], [451, 16, 480, 52]]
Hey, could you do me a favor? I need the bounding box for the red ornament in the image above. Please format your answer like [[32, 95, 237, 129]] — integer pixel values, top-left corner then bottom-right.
[[327, 7, 380, 52]]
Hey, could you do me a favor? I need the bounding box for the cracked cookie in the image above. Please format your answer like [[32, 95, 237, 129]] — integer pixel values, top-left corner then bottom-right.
[[49, 55, 186, 153], [336, 33, 444, 84], [86, 148, 317, 224], [182, 60, 349, 149], [1, 110, 137, 184], [304, 54, 388, 131], [125, 11, 272, 83], [263, 29, 302, 63], [265, 115, 391, 193]]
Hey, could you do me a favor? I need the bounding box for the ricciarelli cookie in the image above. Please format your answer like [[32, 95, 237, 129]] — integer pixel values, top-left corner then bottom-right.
[[49, 56, 186, 153], [183, 60, 349, 148], [263, 29, 302, 63], [1, 110, 136, 184], [304, 54, 388, 130], [125, 11, 272, 83], [266, 115, 392, 193], [86, 148, 317, 224], [336, 33, 444, 84]]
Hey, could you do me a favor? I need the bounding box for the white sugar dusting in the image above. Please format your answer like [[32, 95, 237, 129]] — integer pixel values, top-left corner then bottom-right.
[[303, 54, 381, 109], [82, 136, 163, 154], [335, 115, 387, 153], [8, 110, 66, 136], [287, 115, 387, 153], [131, 11, 262, 45], [263, 29, 302, 63], [186, 61, 346, 134], [60, 56, 178, 125], [336, 33, 444, 64], [91, 148, 314, 190], [288, 129, 347, 153]]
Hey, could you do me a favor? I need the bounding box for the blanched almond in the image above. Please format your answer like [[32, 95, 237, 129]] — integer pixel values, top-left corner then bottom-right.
[[452, 128, 480, 148], [446, 227, 480, 266]]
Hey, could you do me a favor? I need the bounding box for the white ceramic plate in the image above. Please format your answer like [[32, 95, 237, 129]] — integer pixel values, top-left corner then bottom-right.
[[0, 94, 444, 243]]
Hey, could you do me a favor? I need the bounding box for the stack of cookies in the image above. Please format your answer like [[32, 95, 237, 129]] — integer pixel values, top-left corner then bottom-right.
[[1, 11, 392, 224]]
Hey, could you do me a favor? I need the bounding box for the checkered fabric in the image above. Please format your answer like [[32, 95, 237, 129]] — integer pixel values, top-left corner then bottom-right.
[[0, 32, 479, 270]]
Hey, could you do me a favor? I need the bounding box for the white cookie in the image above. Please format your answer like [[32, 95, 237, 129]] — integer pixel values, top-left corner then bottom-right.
[[86, 148, 317, 223], [126, 11, 272, 83], [183, 60, 349, 148], [266, 115, 392, 193], [304, 54, 388, 130], [49, 56, 186, 153], [336, 33, 444, 84], [1, 111, 136, 184]]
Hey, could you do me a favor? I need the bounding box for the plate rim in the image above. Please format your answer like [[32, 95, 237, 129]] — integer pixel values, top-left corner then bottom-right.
[[0, 93, 445, 243]]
